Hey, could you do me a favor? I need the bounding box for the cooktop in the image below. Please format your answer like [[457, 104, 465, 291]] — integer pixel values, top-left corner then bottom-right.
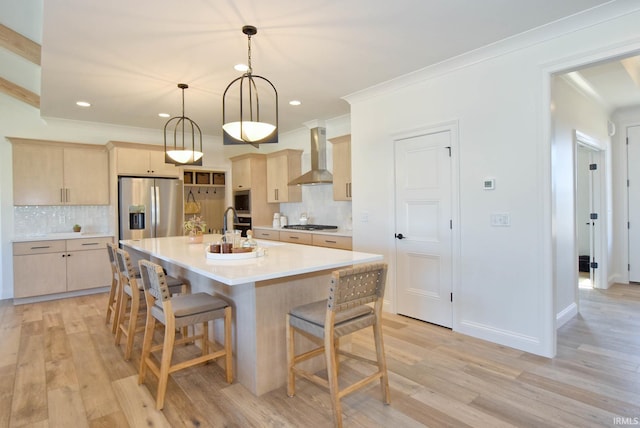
[[282, 224, 338, 231]]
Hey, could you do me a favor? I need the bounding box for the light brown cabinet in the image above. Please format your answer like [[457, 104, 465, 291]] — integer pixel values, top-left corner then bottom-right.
[[10, 139, 109, 205], [253, 227, 352, 250], [311, 234, 352, 250], [230, 154, 277, 227], [231, 156, 253, 190], [329, 135, 351, 201], [253, 229, 280, 240], [115, 147, 179, 177], [279, 230, 312, 245], [13, 237, 113, 299], [266, 150, 302, 203]]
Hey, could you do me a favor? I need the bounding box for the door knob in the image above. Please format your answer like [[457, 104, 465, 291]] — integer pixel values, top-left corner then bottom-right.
[[395, 233, 405, 240]]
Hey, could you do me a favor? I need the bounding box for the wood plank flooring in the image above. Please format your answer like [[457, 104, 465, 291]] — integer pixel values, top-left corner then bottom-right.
[[1, 283, 639, 427]]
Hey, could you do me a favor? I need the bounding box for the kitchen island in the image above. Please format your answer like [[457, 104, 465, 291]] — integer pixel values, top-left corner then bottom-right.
[[121, 234, 382, 396]]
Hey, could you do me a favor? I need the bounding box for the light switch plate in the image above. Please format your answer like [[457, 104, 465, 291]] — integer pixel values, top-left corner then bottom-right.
[[491, 212, 510, 227]]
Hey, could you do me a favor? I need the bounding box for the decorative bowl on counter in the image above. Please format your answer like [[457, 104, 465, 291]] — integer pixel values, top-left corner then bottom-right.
[[205, 247, 265, 260]]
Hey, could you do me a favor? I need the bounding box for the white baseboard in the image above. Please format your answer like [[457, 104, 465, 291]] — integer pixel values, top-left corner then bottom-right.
[[556, 302, 578, 328]]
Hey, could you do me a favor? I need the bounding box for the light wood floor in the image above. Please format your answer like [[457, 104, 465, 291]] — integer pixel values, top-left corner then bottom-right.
[[1, 283, 639, 427]]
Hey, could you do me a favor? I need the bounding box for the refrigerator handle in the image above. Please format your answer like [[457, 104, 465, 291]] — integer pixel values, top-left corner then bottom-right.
[[155, 186, 161, 228], [150, 186, 157, 233]]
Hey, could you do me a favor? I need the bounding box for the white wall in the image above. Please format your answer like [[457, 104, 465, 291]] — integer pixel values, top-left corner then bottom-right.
[[346, 4, 640, 357]]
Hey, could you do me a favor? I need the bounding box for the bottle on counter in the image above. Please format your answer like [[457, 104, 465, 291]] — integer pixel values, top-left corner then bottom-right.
[[242, 231, 257, 249]]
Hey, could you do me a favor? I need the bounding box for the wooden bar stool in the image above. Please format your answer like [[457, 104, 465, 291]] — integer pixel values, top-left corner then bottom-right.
[[286, 263, 390, 428], [114, 248, 188, 360], [137, 259, 233, 410], [105, 242, 120, 333]]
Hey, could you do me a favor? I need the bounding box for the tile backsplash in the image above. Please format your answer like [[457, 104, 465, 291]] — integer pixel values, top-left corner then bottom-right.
[[14, 205, 112, 236], [279, 185, 352, 229]]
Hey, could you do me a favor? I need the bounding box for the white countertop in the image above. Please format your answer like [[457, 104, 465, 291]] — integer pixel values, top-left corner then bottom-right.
[[121, 234, 380, 286], [252, 225, 352, 237], [13, 232, 114, 242]]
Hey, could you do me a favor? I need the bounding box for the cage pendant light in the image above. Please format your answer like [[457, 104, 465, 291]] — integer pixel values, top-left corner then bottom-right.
[[164, 83, 203, 165], [222, 25, 278, 148]]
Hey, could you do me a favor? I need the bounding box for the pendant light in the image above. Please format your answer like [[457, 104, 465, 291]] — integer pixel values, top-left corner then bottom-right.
[[164, 83, 203, 165], [222, 25, 278, 148]]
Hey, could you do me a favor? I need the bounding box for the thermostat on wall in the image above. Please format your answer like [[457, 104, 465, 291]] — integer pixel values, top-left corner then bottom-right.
[[483, 178, 495, 190]]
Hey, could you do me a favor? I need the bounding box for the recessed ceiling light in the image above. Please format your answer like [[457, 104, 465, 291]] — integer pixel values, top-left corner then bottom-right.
[[234, 63, 249, 72], [76, 101, 91, 107], [158, 113, 170, 118], [289, 100, 301, 106]]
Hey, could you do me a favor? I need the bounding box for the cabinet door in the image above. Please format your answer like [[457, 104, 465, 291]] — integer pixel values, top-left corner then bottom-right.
[[232, 157, 252, 190], [64, 147, 109, 205], [66, 248, 112, 291], [148, 150, 180, 177], [13, 253, 67, 298], [266, 151, 302, 203], [331, 138, 351, 201], [266, 155, 286, 202], [116, 147, 151, 175], [13, 144, 64, 205]]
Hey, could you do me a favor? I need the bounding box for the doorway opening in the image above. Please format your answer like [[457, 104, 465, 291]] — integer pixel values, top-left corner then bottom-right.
[[575, 132, 604, 291]]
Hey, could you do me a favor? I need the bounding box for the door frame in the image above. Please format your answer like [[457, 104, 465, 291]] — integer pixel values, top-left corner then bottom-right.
[[574, 130, 607, 292], [390, 120, 461, 326]]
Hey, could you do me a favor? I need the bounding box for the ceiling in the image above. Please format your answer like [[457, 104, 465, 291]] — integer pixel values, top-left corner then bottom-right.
[[19, 0, 640, 135]]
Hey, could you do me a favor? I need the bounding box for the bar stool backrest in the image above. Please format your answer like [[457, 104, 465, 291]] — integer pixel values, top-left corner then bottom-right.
[[328, 262, 388, 313], [138, 259, 171, 304]]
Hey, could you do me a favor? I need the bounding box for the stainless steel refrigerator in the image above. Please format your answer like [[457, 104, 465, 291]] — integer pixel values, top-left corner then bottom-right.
[[118, 177, 184, 240]]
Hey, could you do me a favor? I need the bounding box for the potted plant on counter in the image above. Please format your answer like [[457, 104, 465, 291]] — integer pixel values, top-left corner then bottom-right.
[[184, 216, 206, 243], [73, 224, 82, 233]]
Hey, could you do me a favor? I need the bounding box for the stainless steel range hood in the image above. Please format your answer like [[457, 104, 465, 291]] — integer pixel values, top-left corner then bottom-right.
[[288, 127, 333, 185]]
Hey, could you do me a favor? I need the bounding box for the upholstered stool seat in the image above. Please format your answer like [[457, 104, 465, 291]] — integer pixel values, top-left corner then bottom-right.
[[286, 263, 390, 428], [138, 259, 232, 410]]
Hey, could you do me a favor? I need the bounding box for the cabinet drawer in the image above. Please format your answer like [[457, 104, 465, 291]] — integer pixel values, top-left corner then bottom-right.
[[280, 231, 313, 245], [312, 235, 352, 250], [13, 240, 66, 255], [253, 229, 280, 240], [66, 237, 112, 251]]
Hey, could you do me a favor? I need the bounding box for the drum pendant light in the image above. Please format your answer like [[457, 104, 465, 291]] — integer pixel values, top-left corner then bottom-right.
[[164, 83, 203, 165], [222, 25, 278, 148]]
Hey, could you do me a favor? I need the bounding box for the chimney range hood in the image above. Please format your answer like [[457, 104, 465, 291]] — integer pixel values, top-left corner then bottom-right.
[[288, 127, 333, 186]]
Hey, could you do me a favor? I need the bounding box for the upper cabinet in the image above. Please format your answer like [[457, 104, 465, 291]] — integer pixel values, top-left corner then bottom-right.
[[231, 156, 253, 190], [230, 153, 277, 226], [329, 135, 351, 201], [10, 138, 109, 206], [266, 149, 302, 203], [114, 146, 179, 177]]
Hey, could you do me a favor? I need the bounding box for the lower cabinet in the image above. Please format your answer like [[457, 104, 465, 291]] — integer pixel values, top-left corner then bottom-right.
[[311, 234, 352, 250], [253, 229, 280, 241], [279, 231, 313, 245], [253, 228, 352, 250], [13, 237, 113, 299]]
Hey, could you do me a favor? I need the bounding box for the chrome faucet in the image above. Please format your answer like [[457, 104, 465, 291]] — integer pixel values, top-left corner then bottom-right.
[[222, 206, 239, 236]]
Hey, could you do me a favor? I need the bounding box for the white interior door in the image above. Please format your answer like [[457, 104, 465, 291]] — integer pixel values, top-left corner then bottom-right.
[[394, 130, 452, 327], [628, 125, 640, 282]]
